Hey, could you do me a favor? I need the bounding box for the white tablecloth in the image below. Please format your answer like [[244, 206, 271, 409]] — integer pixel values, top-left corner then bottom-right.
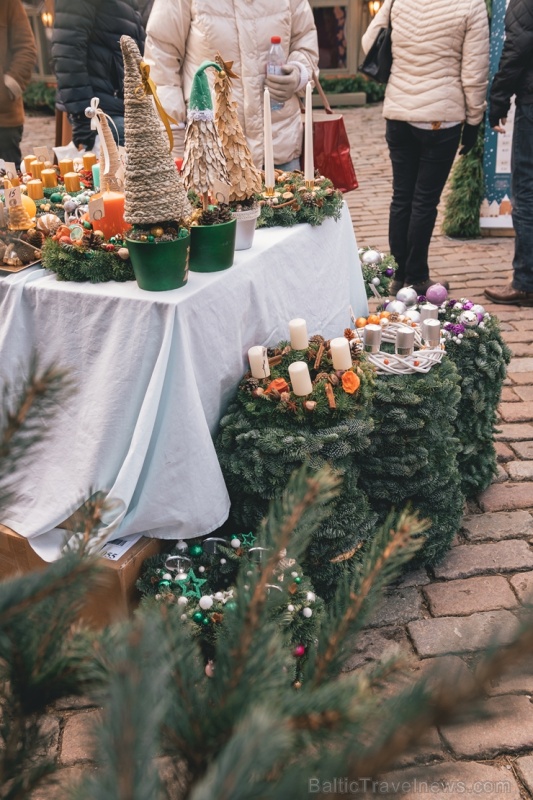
[[0, 204, 367, 560]]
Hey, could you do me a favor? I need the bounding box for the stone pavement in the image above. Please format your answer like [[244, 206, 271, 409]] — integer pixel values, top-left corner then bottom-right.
[[23, 107, 533, 797]]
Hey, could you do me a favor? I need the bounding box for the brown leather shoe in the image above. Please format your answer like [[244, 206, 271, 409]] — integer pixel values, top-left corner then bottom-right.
[[484, 282, 533, 306]]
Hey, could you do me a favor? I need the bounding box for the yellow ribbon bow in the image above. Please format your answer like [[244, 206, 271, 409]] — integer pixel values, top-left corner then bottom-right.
[[136, 60, 178, 152]]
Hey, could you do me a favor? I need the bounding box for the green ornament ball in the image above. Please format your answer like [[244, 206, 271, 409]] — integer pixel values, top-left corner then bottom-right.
[[83, 220, 92, 230], [50, 192, 63, 203], [147, 234, 155, 243], [295, 576, 302, 584], [202, 616, 210, 625], [225, 601, 237, 611], [192, 611, 204, 623], [189, 544, 203, 557]]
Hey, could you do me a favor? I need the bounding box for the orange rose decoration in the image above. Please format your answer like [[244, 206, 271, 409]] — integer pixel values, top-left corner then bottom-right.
[[341, 371, 360, 394], [265, 377, 289, 394]]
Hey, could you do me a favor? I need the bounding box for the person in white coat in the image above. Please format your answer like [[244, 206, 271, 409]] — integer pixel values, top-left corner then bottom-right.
[[144, 0, 319, 170], [362, 0, 489, 295]]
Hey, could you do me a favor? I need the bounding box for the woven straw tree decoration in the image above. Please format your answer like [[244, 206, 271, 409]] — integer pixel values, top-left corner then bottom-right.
[[181, 61, 229, 210], [4, 180, 33, 231], [120, 35, 190, 225], [213, 55, 262, 203], [85, 99, 122, 193]]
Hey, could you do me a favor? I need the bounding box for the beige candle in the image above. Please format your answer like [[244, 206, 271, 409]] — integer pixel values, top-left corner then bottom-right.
[[63, 172, 81, 193], [82, 152, 97, 170], [26, 179, 44, 200], [41, 168, 58, 188], [330, 337, 352, 371], [30, 160, 44, 179], [23, 155, 37, 174], [288, 362, 313, 396], [289, 318, 308, 350], [248, 346, 270, 379], [59, 158, 74, 177]]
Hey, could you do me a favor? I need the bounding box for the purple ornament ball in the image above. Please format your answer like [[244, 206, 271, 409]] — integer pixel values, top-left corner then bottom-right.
[[425, 283, 449, 305], [385, 268, 394, 277]]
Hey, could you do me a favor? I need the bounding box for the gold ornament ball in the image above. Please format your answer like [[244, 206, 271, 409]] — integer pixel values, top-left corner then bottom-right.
[[150, 226, 164, 238]]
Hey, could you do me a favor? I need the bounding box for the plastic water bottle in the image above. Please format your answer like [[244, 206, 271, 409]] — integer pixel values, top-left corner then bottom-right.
[[267, 36, 285, 111]]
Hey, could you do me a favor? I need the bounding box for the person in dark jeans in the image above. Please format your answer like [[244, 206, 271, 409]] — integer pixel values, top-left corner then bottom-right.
[[485, 0, 533, 307], [386, 121, 463, 293], [361, 0, 489, 296]]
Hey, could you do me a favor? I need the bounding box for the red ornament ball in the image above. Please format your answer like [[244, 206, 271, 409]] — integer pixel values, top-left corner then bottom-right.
[[293, 644, 305, 658]]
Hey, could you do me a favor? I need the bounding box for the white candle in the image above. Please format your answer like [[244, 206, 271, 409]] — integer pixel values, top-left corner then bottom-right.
[[289, 318, 308, 350], [304, 81, 314, 183], [330, 337, 352, 371], [248, 345, 270, 379], [289, 361, 313, 396], [263, 88, 275, 192]]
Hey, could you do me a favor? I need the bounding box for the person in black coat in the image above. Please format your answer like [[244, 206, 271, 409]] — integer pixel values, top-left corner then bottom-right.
[[485, 0, 533, 306], [51, 0, 145, 149]]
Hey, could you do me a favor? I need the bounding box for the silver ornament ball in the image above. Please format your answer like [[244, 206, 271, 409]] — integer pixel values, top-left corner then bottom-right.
[[459, 310, 479, 327], [405, 308, 421, 323], [396, 286, 418, 306], [471, 304, 485, 316], [371, 276, 381, 286], [199, 595, 213, 610], [386, 300, 407, 315], [361, 249, 382, 266]]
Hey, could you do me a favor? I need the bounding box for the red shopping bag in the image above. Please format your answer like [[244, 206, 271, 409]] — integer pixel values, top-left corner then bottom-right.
[[301, 75, 358, 194]]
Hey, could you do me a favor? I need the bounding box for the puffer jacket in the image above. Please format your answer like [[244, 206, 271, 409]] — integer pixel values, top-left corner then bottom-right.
[[52, 0, 145, 118], [0, 0, 37, 128], [362, 0, 489, 125], [144, 0, 319, 166], [489, 0, 533, 127]]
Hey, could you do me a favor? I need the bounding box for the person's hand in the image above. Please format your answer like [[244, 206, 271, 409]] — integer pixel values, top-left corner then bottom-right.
[[492, 117, 507, 134], [68, 113, 97, 150], [265, 64, 301, 104], [459, 123, 480, 155]]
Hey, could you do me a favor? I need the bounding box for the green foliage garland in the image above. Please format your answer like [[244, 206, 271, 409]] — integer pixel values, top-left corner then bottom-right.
[[256, 174, 343, 229], [359, 358, 464, 565], [42, 237, 135, 283], [359, 245, 395, 299], [215, 338, 377, 599], [442, 125, 485, 239], [437, 299, 512, 497]]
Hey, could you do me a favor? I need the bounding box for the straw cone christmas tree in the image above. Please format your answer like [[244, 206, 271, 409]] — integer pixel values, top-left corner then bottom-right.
[[214, 55, 262, 202], [182, 61, 229, 207], [4, 180, 33, 231], [120, 35, 190, 225]]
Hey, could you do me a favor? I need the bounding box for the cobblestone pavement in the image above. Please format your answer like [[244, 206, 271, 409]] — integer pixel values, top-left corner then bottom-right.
[[24, 107, 533, 798]]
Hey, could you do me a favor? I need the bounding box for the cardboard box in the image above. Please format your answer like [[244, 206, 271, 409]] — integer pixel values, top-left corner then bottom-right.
[[0, 524, 162, 628]]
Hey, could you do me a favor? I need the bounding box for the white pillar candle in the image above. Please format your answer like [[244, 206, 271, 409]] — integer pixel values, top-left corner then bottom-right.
[[248, 345, 270, 379], [330, 337, 352, 371], [289, 361, 313, 396], [289, 318, 308, 350], [263, 88, 275, 192], [304, 81, 314, 183]]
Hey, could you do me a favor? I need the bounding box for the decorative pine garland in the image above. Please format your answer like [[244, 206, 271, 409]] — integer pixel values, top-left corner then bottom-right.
[[256, 173, 343, 229], [42, 237, 135, 283]]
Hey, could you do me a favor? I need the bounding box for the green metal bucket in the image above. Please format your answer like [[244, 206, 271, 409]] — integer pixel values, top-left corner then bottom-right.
[[189, 218, 236, 273], [126, 233, 190, 291]]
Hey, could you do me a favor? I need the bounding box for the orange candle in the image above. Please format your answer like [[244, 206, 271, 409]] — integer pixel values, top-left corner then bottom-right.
[[98, 190, 130, 240], [64, 172, 81, 193], [83, 152, 97, 170], [41, 168, 58, 188], [59, 158, 74, 176], [27, 179, 44, 200], [23, 155, 36, 174], [30, 160, 44, 179]]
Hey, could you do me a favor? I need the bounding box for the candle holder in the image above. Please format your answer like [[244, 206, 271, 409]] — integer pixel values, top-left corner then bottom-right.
[[304, 180, 315, 190], [202, 536, 228, 555], [248, 546, 270, 564], [264, 186, 276, 197], [165, 555, 192, 581]]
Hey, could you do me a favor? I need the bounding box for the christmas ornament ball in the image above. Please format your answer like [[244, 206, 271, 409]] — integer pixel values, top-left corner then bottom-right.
[[371, 276, 381, 287], [293, 644, 306, 657], [177, 596, 188, 606], [189, 543, 203, 557], [150, 226, 164, 237], [471, 304, 485, 316], [231, 538, 241, 549], [385, 267, 394, 277], [302, 607, 313, 618], [205, 661, 215, 678], [386, 300, 407, 315], [405, 308, 421, 323], [396, 286, 418, 307], [176, 540, 188, 551], [199, 595, 213, 610], [425, 283, 449, 305], [459, 310, 479, 327], [361, 249, 382, 266], [117, 247, 130, 260], [192, 611, 204, 623]]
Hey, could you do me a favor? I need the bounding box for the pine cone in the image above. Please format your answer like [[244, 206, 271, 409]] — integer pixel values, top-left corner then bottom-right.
[[243, 377, 259, 393], [344, 328, 355, 340], [315, 372, 330, 382], [309, 334, 325, 345], [23, 229, 45, 248]]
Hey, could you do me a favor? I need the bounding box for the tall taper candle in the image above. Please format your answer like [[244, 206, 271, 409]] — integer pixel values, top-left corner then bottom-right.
[[289, 361, 313, 396], [304, 81, 314, 184], [330, 337, 352, 370], [289, 318, 308, 350], [263, 88, 275, 192], [248, 346, 270, 379]]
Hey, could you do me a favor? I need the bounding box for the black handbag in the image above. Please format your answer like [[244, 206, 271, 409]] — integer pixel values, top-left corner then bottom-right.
[[359, 0, 395, 84]]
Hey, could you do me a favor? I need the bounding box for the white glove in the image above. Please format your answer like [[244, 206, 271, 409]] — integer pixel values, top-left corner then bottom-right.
[[265, 64, 301, 104]]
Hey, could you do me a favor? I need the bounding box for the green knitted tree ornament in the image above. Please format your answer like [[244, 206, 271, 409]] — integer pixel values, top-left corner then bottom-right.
[[189, 61, 222, 112]]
